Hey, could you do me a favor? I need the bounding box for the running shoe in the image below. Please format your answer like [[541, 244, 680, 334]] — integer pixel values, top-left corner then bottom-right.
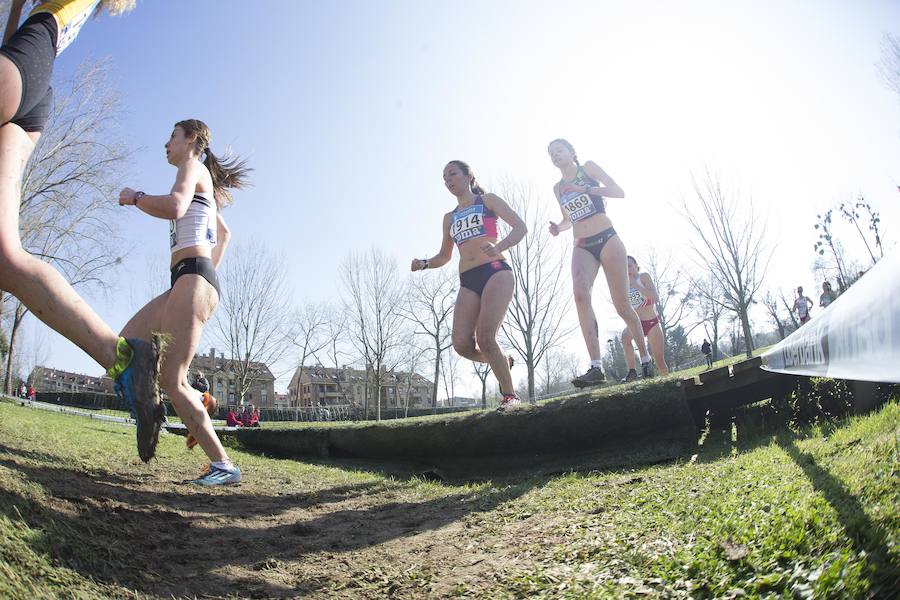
[[641, 361, 653, 378], [191, 463, 242, 486], [572, 366, 606, 387], [620, 368, 638, 383], [497, 393, 521, 411], [112, 337, 163, 462]]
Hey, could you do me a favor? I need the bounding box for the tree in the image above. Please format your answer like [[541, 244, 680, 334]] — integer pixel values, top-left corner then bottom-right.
[[439, 349, 460, 405], [400, 269, 455, 408], [472, 361, 492, 409], [4, 61, 130, 393], [340, 248, 407, 420], [643, 250, 695, 366], [838, 196, 884, 265], [212, 241, 294, 404], [680, 171, 771, 358], [762, 291, 792, 341], [499, 181, 576, 401], [877, 32, 900, 99], [690, 271, 727, 363], [289, 301, 332, 407], [602, 337, 628, 382]]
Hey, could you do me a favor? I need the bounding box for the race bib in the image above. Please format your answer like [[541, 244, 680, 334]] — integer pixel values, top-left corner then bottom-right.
[[628, 287, 645, 309], [451, 205, 486, 244], [560, 191, 598, 222]]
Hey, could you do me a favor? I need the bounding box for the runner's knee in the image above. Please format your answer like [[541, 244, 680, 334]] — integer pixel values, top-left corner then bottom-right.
[[452, 335, 477, 358]]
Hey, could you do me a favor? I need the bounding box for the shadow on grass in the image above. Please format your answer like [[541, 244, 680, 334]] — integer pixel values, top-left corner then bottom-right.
[[0, 445, 543, 598], [777, 439, 899, 596]]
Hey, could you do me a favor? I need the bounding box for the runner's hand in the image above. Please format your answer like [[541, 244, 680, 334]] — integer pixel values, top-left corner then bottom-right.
[[481, 242, 500, 258], [410, 259, 425, 272], [548, 221, 560, 237], [119, 187, 137, 206]]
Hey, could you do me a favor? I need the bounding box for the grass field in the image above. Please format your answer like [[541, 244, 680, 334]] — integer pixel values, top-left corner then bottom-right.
[[0, 389, 897, 599]]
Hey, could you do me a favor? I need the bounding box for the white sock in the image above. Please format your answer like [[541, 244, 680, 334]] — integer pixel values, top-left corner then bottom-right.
[[590, 360, 602, 369], [211, 460, 235, 471]]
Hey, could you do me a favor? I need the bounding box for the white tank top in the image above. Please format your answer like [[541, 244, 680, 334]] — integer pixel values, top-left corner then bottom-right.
[[170, 192, 216, 254]]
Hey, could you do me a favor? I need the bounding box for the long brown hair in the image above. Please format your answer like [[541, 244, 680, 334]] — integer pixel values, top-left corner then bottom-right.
[[175, 119, 252, 207]]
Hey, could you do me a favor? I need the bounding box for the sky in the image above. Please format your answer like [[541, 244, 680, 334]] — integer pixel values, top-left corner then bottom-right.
[[11, 0, 900, 396]]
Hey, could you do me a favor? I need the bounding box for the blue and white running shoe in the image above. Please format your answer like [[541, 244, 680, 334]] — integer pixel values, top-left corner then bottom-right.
[[191, 464, 242, 486]]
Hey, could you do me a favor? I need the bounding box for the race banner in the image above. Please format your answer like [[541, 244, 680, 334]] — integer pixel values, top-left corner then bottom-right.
[[761, 247, 900, 383]]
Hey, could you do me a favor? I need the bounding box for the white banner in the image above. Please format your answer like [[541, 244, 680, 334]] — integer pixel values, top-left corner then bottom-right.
[[761, 247, 900, 383]]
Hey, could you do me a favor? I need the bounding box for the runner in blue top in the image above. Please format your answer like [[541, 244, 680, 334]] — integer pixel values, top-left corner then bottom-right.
[[547, 139, 652, 386], [411, 160, 527, 410], [0, 1, 165, 462]]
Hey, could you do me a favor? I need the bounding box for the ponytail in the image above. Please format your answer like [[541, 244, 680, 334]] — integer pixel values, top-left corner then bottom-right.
[[203, 147, 252, 207], [175, 119, 253, 208], [447, 160, 487, 195]]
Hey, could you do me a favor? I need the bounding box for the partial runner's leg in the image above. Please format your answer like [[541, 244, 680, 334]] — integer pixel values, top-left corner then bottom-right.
[[0, 122, 118, 369], [158, 275, 229, 464], [475, 270, 515, 395], [647, 324, 669, 375], [571, 247, 602, 362], [600, 236, 648, 360], [621, 327, 636, 370], [452, 287, 486, 362]]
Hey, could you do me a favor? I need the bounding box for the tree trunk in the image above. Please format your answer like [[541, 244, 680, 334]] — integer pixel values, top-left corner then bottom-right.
[[3, 305, 26, 395]]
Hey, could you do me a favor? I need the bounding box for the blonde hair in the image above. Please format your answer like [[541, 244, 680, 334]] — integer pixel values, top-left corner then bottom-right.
[[98, 0, 137, 16]]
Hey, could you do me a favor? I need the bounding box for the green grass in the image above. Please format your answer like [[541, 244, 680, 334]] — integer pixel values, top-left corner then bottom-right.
[[0, 393, 896, 598], [673, 345, 773, 380]]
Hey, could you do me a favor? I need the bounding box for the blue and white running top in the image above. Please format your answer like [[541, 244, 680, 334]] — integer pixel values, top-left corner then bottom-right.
[[30, 0, 101, 55]]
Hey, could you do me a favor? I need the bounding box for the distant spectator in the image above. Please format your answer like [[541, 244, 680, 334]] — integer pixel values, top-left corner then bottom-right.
[[191, 371, 210, 394], [819, 281, 837, 308], [18, 382, 27, 399], [226, 408, 242, 427], [28, 384, 35, 401], [247, 408, 260, 428], [792, 286, 814, 325], [240, 406, 252, 427], [701, 339, 713, 369]]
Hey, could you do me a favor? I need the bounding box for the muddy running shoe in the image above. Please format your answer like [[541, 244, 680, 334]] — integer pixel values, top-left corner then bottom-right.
[[111, 337, 163, 462], [572, 366, 606, 388], [620, 368, 638, 383], [497, 393, 521, 411], [191, 463, 242, 486], [641, 361, 653, 378]]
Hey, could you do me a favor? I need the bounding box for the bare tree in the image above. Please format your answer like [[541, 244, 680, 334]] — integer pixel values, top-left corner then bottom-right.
[[762, 291, 793, 340], [690, 273, 727, 362], [877, 32, 900, 99], [212, 241, 294, 404], [499, 181, 576, 400], [779, 290, 800, 331], [3, 61, 131, 393], [309, 309, 359, 409], [289, 301, 332, 407], [399, 269, 455, 408], [340, 248, 407, 420], [439, 349, 460, 405], [399, 343, 427, 417], [680, 171, 771, 358], [472, 361, 491, 409]]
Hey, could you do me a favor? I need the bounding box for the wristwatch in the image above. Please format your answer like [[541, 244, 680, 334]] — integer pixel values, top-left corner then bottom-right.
[[133, 191, 146, 206], [422, 258, 430, 269]]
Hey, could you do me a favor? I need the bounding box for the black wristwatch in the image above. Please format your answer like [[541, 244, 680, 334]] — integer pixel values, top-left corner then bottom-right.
[[133, 191, 146, 206]]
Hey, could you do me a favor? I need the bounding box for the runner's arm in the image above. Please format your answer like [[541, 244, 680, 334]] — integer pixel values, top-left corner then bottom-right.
[[636, 273, 659, 304], [211, 212, 231, 269], [483, 192, 527, 252], [120, 161, 202, 220], [412, 212, 454, 271], [581, 161, 624, 198], [549, 182, 573, 235]]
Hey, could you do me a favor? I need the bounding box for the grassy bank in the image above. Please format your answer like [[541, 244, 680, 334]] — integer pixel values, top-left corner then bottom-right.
[[0, 394, 896, 598]]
